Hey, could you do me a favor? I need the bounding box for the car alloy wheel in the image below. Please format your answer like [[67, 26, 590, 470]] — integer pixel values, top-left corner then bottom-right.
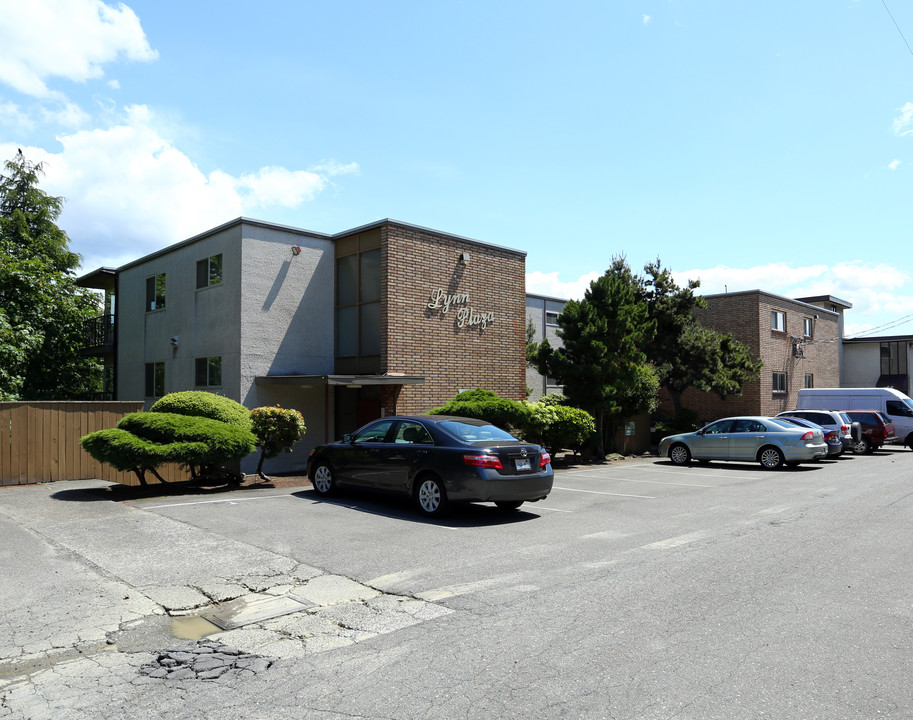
[[312, 464, 335, 495], [851, 436, 871, 455], [759, 447, 783, 469], [669, 443, 691, 466], [415, 476, 449, 517]]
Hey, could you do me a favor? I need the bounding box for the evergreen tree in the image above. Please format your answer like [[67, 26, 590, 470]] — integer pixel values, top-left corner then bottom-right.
[[530, 257, 659, 455], [0, 151, 101, 399]]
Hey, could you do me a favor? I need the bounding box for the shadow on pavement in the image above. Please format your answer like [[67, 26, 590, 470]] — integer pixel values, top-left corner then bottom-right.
[[291, 487, 544, 527]]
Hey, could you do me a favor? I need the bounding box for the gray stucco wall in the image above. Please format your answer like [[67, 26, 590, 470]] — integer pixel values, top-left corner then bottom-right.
[[116, 224, 244, 404], [525, 294, 566, 401]]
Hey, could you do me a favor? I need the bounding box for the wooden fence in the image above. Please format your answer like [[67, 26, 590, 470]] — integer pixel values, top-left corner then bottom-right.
[[0, 402, 185, 487]]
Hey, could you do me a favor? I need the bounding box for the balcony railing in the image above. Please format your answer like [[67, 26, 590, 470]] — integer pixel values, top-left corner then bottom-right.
[[83, 314, 115, 349]]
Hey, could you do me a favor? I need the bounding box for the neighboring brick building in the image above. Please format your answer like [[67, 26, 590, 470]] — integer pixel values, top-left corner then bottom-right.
[[673, 290, 850, 422], [78, 217, 528, 474]]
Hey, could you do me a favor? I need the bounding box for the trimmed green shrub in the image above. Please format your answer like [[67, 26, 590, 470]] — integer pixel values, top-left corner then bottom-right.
[[539, 393, 567, 407], [80, 392, 258, 486], [250, 406, 307, 479], [429, 394, 530, 433], [522, 402, 596, 454], [150, 391, 252, 429]]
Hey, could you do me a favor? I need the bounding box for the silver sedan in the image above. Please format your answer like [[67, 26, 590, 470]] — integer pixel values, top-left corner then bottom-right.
[[658, 416, 828, 469]]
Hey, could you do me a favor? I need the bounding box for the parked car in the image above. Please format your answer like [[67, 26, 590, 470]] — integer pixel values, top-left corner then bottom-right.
[[658, 416, 828, 469], [842, 410, 896, 454], [776, 410, 856, 451], [307, 415, 553, 517], [776, 415, 843, 457]]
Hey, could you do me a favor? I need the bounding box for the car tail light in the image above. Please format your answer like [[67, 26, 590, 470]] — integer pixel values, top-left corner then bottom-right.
[[800, 431, 814, 442], [540, 451, 551, 468], [841, 424, 850, 434], [463, 454, 503, 469]]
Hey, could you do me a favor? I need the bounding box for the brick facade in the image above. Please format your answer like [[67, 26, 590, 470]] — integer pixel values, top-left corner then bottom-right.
[[673, 291, 842, 423], [379, 223, 526, 413]]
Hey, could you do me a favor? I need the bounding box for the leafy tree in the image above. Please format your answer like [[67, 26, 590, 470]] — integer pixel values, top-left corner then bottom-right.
[[250, 406, 307, 480], [638, 259, 761, 413], [529, 257, 659, 455], [0, 150, 102, 399]]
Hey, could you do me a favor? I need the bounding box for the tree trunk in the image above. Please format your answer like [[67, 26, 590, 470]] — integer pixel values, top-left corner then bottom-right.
[[256, 450, 270, 481]]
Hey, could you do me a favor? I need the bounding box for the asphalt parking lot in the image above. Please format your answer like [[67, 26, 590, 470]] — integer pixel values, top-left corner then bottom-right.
[[3, 448, 913, 719]]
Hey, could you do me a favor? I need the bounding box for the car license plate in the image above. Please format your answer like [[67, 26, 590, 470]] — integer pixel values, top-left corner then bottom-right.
[[515, 458, 531, 471]]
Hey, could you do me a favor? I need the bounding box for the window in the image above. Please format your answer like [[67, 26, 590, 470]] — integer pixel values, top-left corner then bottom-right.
[[145, 273, 166, 311], [803, 318, 813, 337], [196, 254, 223, 289], [545, 311, 560, 326], [336, 249, 381, 357], [771, 310, 786, 332], [880, 341, 908, 375], [145, 362, 165, 397], [804, 373, 814, 388], [393, 421, 434, 445], [195, 356, 222, 387], [772, 372, 787, 393], [353, 419, 395, 443]]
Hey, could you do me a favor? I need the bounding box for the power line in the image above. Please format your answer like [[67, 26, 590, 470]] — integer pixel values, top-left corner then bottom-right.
[[881, 0, 913, 61]]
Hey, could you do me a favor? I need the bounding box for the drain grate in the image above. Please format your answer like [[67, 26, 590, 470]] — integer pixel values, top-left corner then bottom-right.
[[201, 594, 314, 630]]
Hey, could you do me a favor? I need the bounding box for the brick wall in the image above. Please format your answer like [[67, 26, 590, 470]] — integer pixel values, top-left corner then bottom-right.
[[380, 224, 526, 413], [672, 291, 841, 423]]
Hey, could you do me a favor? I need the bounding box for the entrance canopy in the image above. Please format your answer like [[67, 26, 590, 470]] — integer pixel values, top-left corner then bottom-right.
[[255, 374, 425, 388]]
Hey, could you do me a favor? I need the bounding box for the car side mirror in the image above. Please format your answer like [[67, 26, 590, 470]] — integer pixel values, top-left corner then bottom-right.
[[343, 434, 353, 443]]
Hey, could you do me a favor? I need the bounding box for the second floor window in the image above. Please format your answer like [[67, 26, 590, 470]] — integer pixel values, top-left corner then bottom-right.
[[196, 254, 223, 289], [545, 311, 560, 326], [803, 318, 813, 337], [146, 273, 166, 311], [771, 310, 786, 332]]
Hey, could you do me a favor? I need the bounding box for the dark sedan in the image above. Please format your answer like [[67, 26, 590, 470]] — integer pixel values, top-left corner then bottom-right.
[[307, 415, 553, 517]]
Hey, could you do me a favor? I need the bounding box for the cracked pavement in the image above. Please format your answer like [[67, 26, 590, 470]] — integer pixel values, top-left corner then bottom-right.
[[0, 480, 450, 719]]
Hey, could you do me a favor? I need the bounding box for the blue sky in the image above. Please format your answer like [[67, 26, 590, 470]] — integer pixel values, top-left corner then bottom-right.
[[2, 0, 913, 337]]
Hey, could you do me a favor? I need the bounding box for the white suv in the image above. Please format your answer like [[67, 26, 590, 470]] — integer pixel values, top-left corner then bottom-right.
[[776, 410, 855, 452]]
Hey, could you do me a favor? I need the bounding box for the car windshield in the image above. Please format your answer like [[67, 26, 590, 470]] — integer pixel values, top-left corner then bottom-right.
[[439, 420, 517, 443]]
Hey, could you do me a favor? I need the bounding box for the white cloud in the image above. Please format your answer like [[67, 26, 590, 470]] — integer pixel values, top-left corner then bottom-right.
[[0, 0, 157, 98], [894, 102, 913, 136], [526, 270, 602, 300], [235, 167, 327, 209], [0, 99, 34, 131], [889, 159, 901, 170], [0, 105, 357, 270], [643, 15, 651, 25]]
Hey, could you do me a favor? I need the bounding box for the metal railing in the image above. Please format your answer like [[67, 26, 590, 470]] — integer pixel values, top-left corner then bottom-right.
[[82, 314, 115, 348]]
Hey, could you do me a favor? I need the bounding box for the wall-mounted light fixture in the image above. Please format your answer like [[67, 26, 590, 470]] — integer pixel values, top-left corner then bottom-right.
[[170, 336, 179, 348], [291, 246, 301, 256]]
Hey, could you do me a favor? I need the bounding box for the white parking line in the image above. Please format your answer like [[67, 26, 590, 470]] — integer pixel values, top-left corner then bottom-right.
[[619, 478, 712, 488], [642, 531, 707, 549], [552, 485, 655, 499]]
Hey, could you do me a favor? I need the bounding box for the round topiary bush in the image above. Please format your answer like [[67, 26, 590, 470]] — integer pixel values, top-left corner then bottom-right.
[[250, 406, 307, 479], [150, 391, 252, 429]]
